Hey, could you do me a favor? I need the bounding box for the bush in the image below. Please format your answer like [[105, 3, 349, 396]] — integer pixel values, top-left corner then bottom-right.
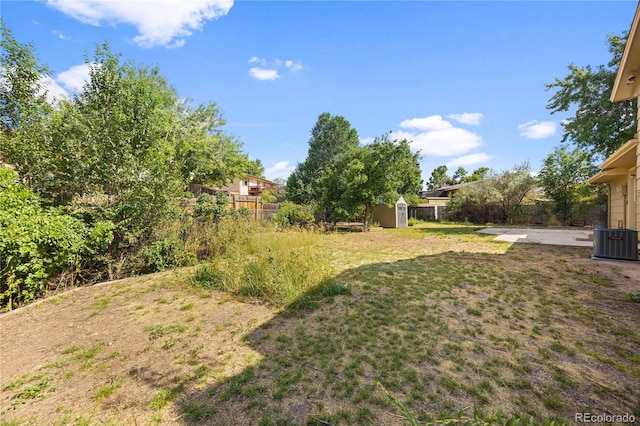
[[0, 168, 88, 309], [136, 237, 196, 273], [272, 201, 314, 227], [407, 217, 423, 227], [194, 193, 229, 222]]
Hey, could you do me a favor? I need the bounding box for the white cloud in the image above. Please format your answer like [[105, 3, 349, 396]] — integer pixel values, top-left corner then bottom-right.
[[248, 56, 266, 65], [445, 153, 493, 168], [447, 112, 483, 125], [248, 57, 303, 80], [285, 60, 303, 72], [249, 67, 279, 81], [52, 30, 70, 40], [395, 114, 483, 156], [519, 120, 557, 139], [1, 67, 69, 104], [359, 137, 375, 145], [56, 63, 93, 92], [266, 161, 295, 180], [400, 115, 452, 131], [39, 76, 69, 104], [45, 0, 233, 48]]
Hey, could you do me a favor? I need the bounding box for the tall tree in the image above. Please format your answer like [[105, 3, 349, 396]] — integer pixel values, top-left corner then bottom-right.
[[447, 163, 536, 224], [246, 159, 265, 178], [452, 167, 468, 184], [546, 33, 635, 158], [23, 42, 253, 257], [172, 103, 254, 187], [426, 165, 453, 190], [321, 135, 422, 228], [0, 22, 54, 187], [45, 44, 184, 205], [464, 167, 490, 183], [489, 162, 537, 222], [286, 112, 359, 204], [539, 146, 598, 225]]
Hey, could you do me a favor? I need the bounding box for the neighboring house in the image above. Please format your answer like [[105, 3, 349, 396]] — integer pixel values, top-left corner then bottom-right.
[[421, 181, 483, 199], [410, 195, 449, 221], [421, 184, 463, 199], [187, 175, 281, 220], [588, 6, 640, 230], [372, 196, 408, 228], [218, 175, 279, 196], [414, 182, 480, 221]]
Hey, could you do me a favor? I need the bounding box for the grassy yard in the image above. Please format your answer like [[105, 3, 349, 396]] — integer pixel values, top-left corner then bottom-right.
[[1, 223, 639, 425]]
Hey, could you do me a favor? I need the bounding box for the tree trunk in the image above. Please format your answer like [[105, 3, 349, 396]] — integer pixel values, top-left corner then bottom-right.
[[364, 203, 371, 231]]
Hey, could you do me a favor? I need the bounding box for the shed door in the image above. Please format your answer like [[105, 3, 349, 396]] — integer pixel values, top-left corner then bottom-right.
[[397, 204, 407, 228]]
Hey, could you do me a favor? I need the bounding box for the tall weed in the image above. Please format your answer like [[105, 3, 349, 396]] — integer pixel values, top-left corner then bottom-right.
[[191, 221, 334, 307]]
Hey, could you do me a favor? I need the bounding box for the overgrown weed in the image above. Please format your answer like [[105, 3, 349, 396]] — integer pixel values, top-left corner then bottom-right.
[[190, 219, 336, 308]]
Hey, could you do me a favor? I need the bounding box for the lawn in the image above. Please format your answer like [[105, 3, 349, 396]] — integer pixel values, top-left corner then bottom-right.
[[1, 223, 638, 425]]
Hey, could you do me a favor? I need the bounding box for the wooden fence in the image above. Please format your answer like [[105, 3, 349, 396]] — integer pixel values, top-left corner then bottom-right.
[[186, 185, 280, 220]]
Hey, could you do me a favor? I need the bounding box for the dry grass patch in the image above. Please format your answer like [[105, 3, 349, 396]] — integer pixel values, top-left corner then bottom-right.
[[1, 223, 638, 425]]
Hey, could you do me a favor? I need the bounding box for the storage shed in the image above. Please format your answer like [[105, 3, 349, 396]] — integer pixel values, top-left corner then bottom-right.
[[372, 196, 408, 228]]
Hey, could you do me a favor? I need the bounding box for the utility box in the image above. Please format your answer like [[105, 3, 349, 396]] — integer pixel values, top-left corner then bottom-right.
[[593, 229, 638, 261]]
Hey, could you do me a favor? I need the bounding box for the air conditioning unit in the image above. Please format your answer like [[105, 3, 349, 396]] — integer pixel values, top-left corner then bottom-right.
[[593, 229, 638, 261]]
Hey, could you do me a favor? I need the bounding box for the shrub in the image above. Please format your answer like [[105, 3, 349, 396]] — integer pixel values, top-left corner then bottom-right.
[[236, 207, 251, 220], [194, 193, 229, 222], [272, 201, 314, 227], [0, 167, 88, 309], [136, 237, 195, 273], [407, 217, 423, 227]]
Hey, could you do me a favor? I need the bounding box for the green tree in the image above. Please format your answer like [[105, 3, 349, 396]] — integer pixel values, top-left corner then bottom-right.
[[246, 159, 265, 178], [260, 189, 279, 203], [464, 166, 490, 183], [489, 162, 537, 223], [172, 103, 254, 187], [546, 33, 635, 158], [452, 167, 468, 184], [32, 42, 252, 273], [0, 22, 54, 188], [539, 146, 598, 225], [286, 112, 360, 205], [446, 180, 502, 223], [321, 135, 422, 228], [426, 165, 453, 190], [447, 163, 536, 224]]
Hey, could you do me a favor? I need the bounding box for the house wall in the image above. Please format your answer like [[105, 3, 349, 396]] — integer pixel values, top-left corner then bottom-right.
[[220, 180, 246, 195], [373, 204, 397, 228], [609, 175, 628, 229], [421, 197, 449, 205], [636, 143, 640, 230]]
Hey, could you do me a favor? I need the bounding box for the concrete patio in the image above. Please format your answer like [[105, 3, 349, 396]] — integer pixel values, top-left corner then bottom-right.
[[477, 227, 594, 247]]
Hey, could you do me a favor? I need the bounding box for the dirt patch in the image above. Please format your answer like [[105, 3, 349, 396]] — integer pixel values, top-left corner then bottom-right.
[[1, 270, 275, 425]]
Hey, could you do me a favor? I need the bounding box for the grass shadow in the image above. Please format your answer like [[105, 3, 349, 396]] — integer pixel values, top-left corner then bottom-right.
[[164, 243, 640, 425]]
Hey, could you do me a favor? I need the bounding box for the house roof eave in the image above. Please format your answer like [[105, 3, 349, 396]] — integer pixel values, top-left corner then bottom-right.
[[598, 138, 637, 169], [612, 3, 640, 102], [588, 167, 631, 184]]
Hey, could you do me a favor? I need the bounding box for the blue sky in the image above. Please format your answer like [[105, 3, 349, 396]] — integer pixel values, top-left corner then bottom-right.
[[3, 0, 637, 185]]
